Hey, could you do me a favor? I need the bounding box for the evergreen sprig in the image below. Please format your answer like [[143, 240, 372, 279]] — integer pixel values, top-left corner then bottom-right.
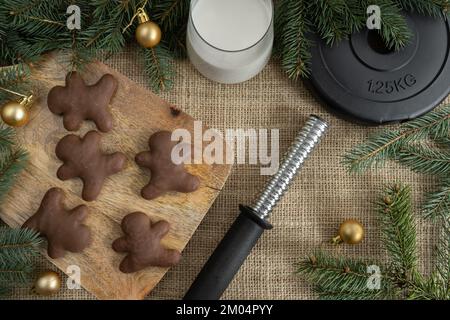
[[0, 227, 42, 294], [343, 104, 450, 173], [275, 0, 446, 79], [0, 227, 42, 265], [296, 250, 398, 299], [1, 0, 448, 90], [0, 123, 35, 296], [377, 185, 418, 283], [398, 144, 450, 176], [276, 0, 312, 79], [344, 104, 450, 230], [422, 178, 450, 221], [0, 148, 28, 202], [297, 184, 449, 300], [142, 45, 174, 93]]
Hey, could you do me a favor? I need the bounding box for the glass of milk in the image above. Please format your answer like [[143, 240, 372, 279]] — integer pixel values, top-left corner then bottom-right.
[[187, 0, 274, 84]]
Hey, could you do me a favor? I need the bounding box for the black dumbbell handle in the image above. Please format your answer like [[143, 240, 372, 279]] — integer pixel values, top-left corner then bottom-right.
[[183, 206, 272, 300]]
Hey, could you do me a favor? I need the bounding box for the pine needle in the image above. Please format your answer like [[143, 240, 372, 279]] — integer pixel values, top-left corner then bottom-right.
[[277, 0, 312, 80], [422, 178, 450, 221], [152, 0, 190, 32], [307, 0, 361, 46], [344, 105, 450, 173], [395, 0, 450, 17], [296, 251, 398, 300], [142, 45, 174, 93], [377, 184, 418, 282], [369, 0, 412, 50], [398, 144, 450, 175], [433, 219, 450, 299], [0, 227, 42, 265], [0, 125, 15, 155], [0, 148, 29, 201], [0, 227, 41, 295]]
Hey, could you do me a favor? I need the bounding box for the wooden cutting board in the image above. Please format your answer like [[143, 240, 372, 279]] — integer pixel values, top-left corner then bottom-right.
[[0, 53, 231, 299]]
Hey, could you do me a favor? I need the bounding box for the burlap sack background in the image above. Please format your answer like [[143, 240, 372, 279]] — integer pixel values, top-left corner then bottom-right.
[[4, 46, 449, 300]]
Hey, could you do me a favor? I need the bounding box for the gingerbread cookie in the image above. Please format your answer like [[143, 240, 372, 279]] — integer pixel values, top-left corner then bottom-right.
[[22, 188, 91, 259], [135, 131, 200, 200], [112, 212, 181, 273], [56, 130, 127, 201], [48, 72, 118, 132]]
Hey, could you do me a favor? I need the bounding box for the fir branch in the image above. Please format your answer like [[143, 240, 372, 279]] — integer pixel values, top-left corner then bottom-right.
[[307, 0, 361, 45], [422, 178, 450, 221], [0, 227, 42, 265], [434, 135, 450, 147], [0, 125, 16, 155], [403, 105, 450, 141], [398, 144, 450, 175], [142, 45, 174, 93], [0, 259, 34, 283], [433, 219, 450, 299], [296, 251, 398, 300], [277, 0, 312, 80], [152, 0, 190, 32], [343, 105, 450, 173], [343, 129, 405, 173], [0, 63, 31, 87], [365, 0, 412, 50], [395, 0, 449, 17], [377, 184, 418, 283], [161, 22, 187, 59], [0, 148, 28, 201]]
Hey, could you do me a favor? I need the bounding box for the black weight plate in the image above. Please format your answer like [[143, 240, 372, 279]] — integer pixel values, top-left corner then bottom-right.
[[306, 12, 450, 124]]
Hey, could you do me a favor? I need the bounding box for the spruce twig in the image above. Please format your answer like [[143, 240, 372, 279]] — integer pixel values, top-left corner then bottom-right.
[[142, 45, 174, 93], [343, 105, 450, 173], [0, 148, 29, 201], [396, 0, 450, 17], [398, 144, 450, 176], [377, 184, 418, 284], [0, 126, 15, 155], [422, 178, 450, 221], [298, 184, 448, 300], [296, 251, 398, 299], [0, 227, 42, 265], [307, 0, 361, 46], [276, 0, 312, 79]]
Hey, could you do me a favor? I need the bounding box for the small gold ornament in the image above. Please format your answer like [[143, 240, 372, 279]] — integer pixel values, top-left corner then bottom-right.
[[32, 270, 61, 296], [1, 95, 33, 127], [135, 9, 161, 48], [0, 86, 33, 127], [332, 219, 365, 245]]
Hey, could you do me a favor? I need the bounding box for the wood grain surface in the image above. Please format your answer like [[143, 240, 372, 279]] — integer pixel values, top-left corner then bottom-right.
[[0, 53, 231, 299]]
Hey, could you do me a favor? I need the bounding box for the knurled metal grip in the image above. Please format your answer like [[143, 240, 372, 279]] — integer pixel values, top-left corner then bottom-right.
[[252, 115, 328, 220]]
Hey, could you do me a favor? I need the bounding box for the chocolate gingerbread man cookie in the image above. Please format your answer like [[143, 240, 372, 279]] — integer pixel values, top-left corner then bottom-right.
[[56, 130, 127, 201], [48, 72, 118, 132], [112, 212, 181, 273], [22, 188, 91, 259], [135, 131, 200, 200]]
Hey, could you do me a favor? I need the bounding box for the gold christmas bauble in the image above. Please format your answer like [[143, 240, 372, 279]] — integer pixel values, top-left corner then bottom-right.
[[32, 271, 61, 296], [1, 100, 29, 127], [338, 219, 365, 244], [135, 11, 161, 48]]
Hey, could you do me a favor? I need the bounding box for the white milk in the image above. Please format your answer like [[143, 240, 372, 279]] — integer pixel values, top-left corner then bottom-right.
[[187, 0, 273, 84]]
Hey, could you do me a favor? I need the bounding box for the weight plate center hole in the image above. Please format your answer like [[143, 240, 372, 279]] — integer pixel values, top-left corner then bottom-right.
[[367, 30, 395, 55]]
